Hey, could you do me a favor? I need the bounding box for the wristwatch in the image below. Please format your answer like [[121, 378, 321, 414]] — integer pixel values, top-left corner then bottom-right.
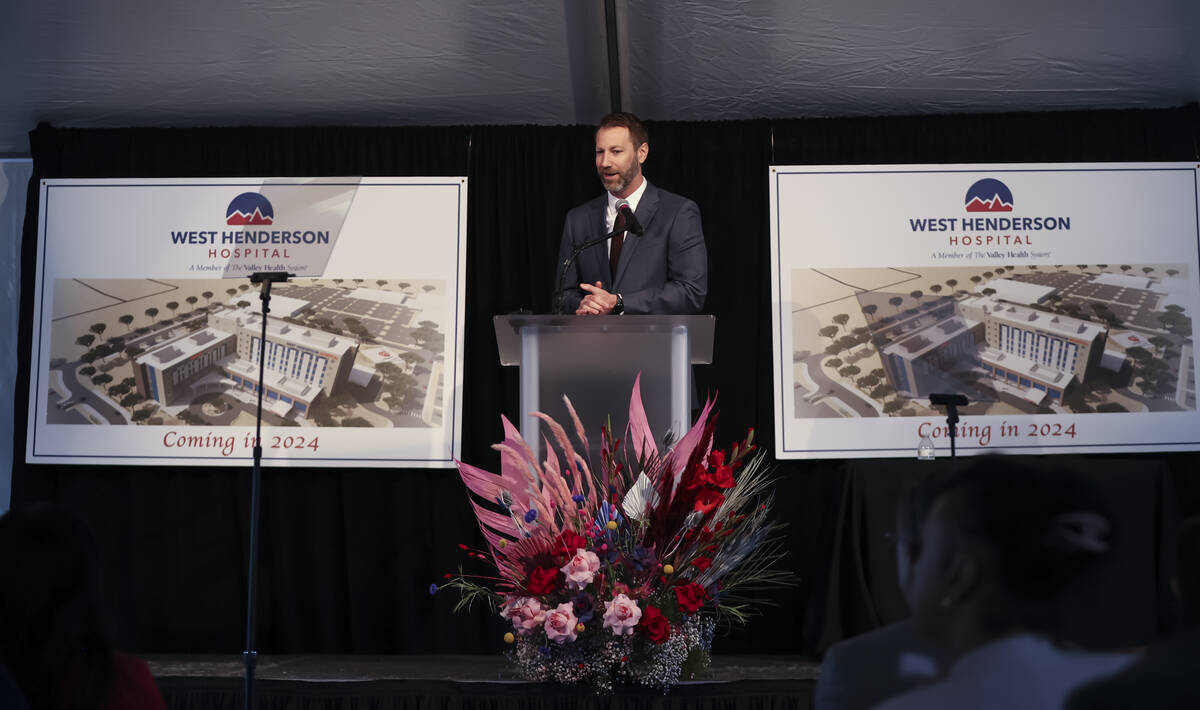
[[613, 293, 624, 315]]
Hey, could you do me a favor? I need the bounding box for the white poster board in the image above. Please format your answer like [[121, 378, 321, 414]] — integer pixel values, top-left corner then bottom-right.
[[770, 163, 1200, 458], [28, 177, 467, 467]]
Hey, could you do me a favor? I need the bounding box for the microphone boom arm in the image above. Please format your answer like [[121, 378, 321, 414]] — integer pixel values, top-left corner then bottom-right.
[[553, 222, 629, 315]]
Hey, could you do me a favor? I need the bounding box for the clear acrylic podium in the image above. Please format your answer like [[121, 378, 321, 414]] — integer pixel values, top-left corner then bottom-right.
[[494, 315, 715, 460]]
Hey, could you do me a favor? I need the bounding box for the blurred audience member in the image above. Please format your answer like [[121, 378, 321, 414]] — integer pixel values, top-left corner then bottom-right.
[[872, 456, 1134, 710], [0, 664, 30, 709], [815, 474, 950, 710], [1065, 515, 1200, 710], [0, 505, 166, 710]]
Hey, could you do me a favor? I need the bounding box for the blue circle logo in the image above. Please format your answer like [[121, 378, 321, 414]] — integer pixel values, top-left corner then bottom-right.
[[964, 179, 1013, 212], [226, 192, 275, 225]]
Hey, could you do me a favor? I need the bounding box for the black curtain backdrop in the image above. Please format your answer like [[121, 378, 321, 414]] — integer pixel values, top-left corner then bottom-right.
[[11, 106, 1200, 657]]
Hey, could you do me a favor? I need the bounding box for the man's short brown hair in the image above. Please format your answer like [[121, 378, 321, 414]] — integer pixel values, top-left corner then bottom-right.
[[597, 112, 648, 148]]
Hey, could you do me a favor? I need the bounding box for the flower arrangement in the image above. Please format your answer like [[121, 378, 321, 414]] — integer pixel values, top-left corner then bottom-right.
[[432, 377, 792, 692]]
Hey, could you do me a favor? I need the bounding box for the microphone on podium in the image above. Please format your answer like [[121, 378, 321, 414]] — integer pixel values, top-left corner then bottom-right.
[[616, 200, 643, 235]]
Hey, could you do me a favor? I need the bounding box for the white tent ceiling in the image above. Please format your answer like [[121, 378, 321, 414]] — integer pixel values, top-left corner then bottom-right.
[[2, 0, 1198, 156]]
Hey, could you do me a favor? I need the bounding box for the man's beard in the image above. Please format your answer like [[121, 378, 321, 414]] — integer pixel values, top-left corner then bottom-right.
[[600, 164, 638, 195]]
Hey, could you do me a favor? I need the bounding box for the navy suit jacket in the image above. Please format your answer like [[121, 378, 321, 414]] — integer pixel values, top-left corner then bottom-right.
[[556, 182, 707, 314]]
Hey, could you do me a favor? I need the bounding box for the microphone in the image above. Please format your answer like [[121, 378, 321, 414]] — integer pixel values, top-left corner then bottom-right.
[[928, 393, 969, 407], [616, 200, 643, 235]]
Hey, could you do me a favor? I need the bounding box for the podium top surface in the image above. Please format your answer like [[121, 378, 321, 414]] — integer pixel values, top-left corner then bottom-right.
[[494, 314, 714, 366]]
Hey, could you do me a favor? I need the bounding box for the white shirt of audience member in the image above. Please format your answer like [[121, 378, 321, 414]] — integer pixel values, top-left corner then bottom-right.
[[871, 633, 1133, 710]]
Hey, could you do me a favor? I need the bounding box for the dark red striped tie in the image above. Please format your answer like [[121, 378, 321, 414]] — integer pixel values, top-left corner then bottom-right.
[[609, 208, 627, 279]]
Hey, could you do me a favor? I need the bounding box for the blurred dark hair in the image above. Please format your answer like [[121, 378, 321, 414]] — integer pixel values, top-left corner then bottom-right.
[[934, 455, 1114, 634], [897, 473, 945, 542], [0, 505, 114, 710], [597, 112, 649, 148]]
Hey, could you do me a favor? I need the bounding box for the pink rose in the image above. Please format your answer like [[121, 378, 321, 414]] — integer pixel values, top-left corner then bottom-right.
[[602, 593, 642, 636], [560, 548, 601, 590], [543, 602, 579, 644], [501, 597, 546, 636]]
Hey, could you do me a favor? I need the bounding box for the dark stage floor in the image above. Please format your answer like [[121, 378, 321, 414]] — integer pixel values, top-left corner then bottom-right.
[[147, 653, 821, 682], [146, 655, 821, 709]]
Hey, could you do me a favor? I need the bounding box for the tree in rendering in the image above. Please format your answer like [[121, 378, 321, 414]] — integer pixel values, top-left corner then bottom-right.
[[91, 373, 113, 392]]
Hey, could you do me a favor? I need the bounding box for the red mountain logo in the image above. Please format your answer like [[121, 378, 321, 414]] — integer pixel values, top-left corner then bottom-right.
[[965, 195, 1013, 212]]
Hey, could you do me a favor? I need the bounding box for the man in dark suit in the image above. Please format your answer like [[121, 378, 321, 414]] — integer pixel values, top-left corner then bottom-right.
[[557, 112, 707, 315]]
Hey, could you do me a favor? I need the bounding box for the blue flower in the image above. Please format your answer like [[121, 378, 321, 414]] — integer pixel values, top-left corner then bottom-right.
[[428, 583, 438, 595], [572, 494, 585, 504], [539, 646, 552, 658], [626, 545, 658, 572], [571, 591, 597, 623], [524, 509, 538, 523]]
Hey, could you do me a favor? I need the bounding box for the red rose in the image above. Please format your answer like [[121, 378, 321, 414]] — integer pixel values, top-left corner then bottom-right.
[[710, 464, 735, 489], [638, 605, 671, 644], [554, 530, 588, 558], [674, 582, 708, 614], [526, 566, 560, 595], [691, 556, 713, 572], [693, 488, 724, 513]]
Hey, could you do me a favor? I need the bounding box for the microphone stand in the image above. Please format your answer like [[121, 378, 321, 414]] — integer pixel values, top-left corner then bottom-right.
[[928, 392, 969, 461], [244, 270, 292, 710], [552, 223, 627, 315]]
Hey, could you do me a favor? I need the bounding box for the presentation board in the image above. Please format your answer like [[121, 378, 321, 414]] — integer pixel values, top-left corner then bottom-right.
[[27, 177, 467, 467], [770, 163, 1200, 458]]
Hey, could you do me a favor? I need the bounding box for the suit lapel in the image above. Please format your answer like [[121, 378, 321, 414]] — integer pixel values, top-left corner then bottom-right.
[[614, 182, 658, 287], [590, 198, 612, 282]]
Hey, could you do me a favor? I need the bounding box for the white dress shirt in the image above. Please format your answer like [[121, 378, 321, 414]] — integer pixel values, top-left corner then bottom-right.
[[604, 178, 648, 257], [871, 634, 1134, 710]]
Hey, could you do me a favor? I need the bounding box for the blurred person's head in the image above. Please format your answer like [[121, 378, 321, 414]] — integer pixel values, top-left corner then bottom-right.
[[0, 504, 114, 710], [908, 455, 1113, 657], [896, 473, 945, 609]]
